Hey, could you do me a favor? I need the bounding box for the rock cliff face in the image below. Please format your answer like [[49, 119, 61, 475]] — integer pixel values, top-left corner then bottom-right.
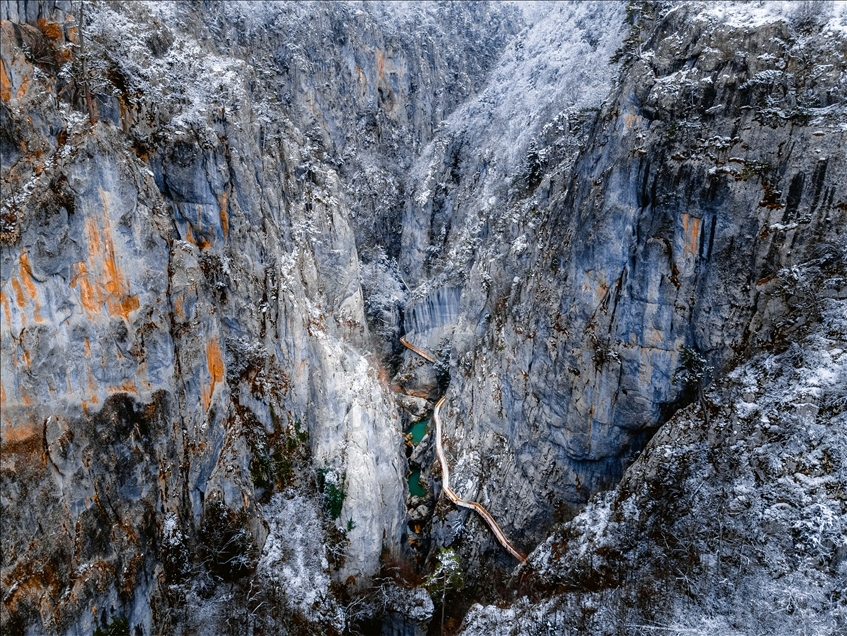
[[0, 1, 521, 633], [1, 1, 845, 634], [460, 296, 847, 635], [421, 0, 847, 571]]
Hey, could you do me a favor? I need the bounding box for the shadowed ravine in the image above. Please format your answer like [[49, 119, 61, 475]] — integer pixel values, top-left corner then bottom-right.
[[401, 338, 527, 563]]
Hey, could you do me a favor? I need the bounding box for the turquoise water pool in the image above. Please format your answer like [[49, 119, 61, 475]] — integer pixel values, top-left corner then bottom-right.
[[407, 419, 428, 444], [408, 469, 427, 497]]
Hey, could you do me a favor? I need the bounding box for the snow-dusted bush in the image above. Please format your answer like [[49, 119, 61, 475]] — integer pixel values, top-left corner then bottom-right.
[[199, 496, 258, 581]]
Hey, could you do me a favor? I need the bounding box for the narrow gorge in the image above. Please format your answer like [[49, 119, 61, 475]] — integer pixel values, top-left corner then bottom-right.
[[1, 1, 845, 635]]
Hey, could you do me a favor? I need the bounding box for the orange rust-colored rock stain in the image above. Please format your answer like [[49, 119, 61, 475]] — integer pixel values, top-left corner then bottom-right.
[[72, 262, 97, 314], [681, 213, 701, 255], [117, 95, 130, 133], [0, 289, 11, 328], [355, 64, 367, 97], [219, 191, 229, 238], [376, 49, 385, 79], [10, 278, 25, 309], [15, 75, 28, 99], [108, 379, 136, 395], [19, 251, 43, 322], [0, 58, 10, 102], [0, 419, 40, 446], [37, 18, 63, 40], [70, 204, 138, 319], [185, 222, 210, 249], [203, 338, 225, 411], [18, 253, 37, 296]]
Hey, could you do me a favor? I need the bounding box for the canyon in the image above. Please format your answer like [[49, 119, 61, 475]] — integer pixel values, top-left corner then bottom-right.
[[1, 1, 845, 634]]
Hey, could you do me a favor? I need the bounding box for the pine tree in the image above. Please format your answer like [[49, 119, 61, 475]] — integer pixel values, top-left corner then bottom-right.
[[425, 547, 466, 636]]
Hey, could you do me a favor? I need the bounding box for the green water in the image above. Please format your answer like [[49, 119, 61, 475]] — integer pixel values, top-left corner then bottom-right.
[[408, 470, 427, 497], [407, 419, 428, 444]]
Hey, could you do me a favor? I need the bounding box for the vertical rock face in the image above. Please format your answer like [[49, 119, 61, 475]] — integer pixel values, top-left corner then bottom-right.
[[405, 286, 462, 344], [459, 296, 847, 635], [0, 1, 521, 633], [2, 1, 846, 633], [405, 2, 847, 568]]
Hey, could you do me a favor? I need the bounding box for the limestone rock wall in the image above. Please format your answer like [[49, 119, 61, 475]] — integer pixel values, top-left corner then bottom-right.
[[408, 3, 847, 574], [0, 1, 520, 632], [2, 1, 845, 633], [460, 296, 847, 635]]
